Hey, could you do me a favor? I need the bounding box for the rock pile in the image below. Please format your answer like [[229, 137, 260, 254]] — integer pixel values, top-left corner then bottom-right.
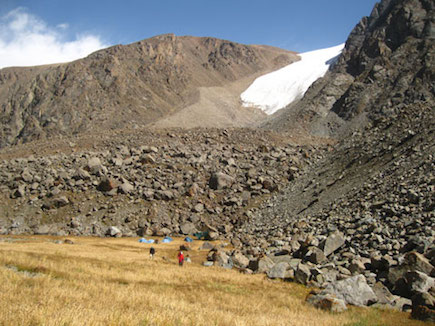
[[0, 128, 322, 240]]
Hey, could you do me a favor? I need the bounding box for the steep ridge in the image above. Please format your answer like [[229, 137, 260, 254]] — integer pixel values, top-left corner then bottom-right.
[[247, 0, 434, 318], [264, 0, 434, 137], [0, 34, 297, 148]]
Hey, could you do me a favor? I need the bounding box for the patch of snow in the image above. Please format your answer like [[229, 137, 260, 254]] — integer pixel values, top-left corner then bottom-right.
[[241, 44, 344, 115]]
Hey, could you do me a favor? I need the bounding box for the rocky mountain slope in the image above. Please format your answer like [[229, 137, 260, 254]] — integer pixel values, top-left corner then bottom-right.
[[0, 34, 297, 148], [264, 0, 434, 137], [0, 0, 433, 321], [247, 0, 434, 320]]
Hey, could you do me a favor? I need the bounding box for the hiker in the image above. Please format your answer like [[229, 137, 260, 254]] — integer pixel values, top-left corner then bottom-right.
[[149, 247, 155, 259], [178, 251, 184, 266], [185, 254, 191, 263]]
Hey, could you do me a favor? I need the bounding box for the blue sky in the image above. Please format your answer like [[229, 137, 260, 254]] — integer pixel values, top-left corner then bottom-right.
[[0, 0, 379, 68]]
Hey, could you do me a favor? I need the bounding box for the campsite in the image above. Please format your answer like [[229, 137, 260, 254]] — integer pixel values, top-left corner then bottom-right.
[[0, 235, 427, 326]]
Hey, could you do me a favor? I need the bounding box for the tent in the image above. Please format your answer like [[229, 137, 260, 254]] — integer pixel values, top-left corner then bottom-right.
[[162, 236, 173, 243], [193, 231, 209, 240], [139, 238, 155, 244], [184, 236, 193, 243]]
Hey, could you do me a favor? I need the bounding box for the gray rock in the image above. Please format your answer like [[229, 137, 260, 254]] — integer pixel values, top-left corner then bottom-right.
[[325, 275, 377, 306], [405, 271, 435, 294], [118, 181, 134, 194], [232, 252, 250, 269], [180, 222, 197, 235], [107, 226, 122, 237], [87, 157, 106, 175], [249, 255, 274, 273], [267, 262, 291, 279], [305, 246, 327, 264], [203, 261, 214, 267], [321, 231, 345, 257], [212, 250, 229, 267], [209, 172, 234, 190], [295, 263, 311, 285], [306, 291, 347, 313], [200, 242, 215, 250]]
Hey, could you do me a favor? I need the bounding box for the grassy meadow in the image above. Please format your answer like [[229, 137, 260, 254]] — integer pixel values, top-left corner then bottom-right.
[[0, 235, 427, 326]]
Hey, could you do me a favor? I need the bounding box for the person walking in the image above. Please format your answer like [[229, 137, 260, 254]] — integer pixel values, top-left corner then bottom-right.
[[149, 247, 155, 259], [178, 251, 184, 266]]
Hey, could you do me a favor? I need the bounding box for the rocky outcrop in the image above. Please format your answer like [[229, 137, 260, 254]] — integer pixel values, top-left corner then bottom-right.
[[265, 0, 434, 138]]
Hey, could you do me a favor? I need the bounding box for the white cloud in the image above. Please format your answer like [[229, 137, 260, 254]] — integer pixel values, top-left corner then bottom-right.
[[0, 8, 109, 69]]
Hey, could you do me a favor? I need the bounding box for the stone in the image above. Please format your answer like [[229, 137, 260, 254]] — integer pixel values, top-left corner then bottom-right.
[[12, 185, 26, 198], [232, 252, 250, 269], [180, 222, 197, 235], [212, 250, 229, 267], [87, 157, 106, 175], [321, 231, 345, 257], [118, 181, 134, 194], [97, 178, 117, 192], [208, 172, 234, 190], [405, 271, 435, 294], [372, 282, 396, 305], [306, 290, 347, 313], [193, 203, 204, 213], [203, 261, 214, 267], [140, 154, 156, 164], [200, 242, 215, 250], [267, 262, 291, 280], [107, 226, 122, 237], [305, 246, 327, 264], [325, 275, 377, 306], [349, 259, 366, 274], [73, 168, 91, 181], [34, 225, 51, 235], [248, 255, 274, 273], [405, 252, 434, 276], [207, 231, 219, 240], [411, 305, 435, 323], [295, 263, 311, 285]]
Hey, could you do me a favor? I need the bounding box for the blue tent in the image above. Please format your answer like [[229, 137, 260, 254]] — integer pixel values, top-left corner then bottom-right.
[[139, 238, 155, 244], [164, 236, 173, 241], [184, 236, 193, 243]]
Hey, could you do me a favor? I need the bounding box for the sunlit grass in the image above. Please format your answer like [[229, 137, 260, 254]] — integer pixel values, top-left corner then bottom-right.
[[0, 236, 427, 326]]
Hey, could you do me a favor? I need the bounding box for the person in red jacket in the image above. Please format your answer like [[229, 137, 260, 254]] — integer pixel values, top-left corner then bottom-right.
[[178, 251, 184, 266]]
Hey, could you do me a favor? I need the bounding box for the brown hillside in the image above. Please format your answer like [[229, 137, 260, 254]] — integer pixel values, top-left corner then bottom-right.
[[0, 34, 298, 147]]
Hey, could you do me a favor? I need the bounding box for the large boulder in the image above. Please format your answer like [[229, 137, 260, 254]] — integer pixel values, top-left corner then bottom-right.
[[306, 290, 347, 313], [180, 222, 197, 235], [232, 252, 250, 269], [106, 226, 122, 237], [325, 275, 377, 306], [295, 263, 312, 285], [267, 262, 293, 280], [248, 255, 274, 273], [97, 178, 118, 192], [87, 157, 106, 175], [321, 231, 345, 257], [208, 172, 234, 190]]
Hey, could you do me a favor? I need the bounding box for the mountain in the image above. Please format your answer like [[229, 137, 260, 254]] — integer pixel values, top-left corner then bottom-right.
[[264, 0, 434, 137], [247, 0, 434, 318], [0, 0, 434, 320], [0, 34, 298, 148]]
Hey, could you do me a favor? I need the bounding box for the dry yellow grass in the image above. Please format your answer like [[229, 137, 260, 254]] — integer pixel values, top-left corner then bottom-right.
[[0, 236, 428, 326]]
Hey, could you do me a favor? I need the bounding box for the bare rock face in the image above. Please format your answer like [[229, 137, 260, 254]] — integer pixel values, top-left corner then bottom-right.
[[265, 0, 434, 137]]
